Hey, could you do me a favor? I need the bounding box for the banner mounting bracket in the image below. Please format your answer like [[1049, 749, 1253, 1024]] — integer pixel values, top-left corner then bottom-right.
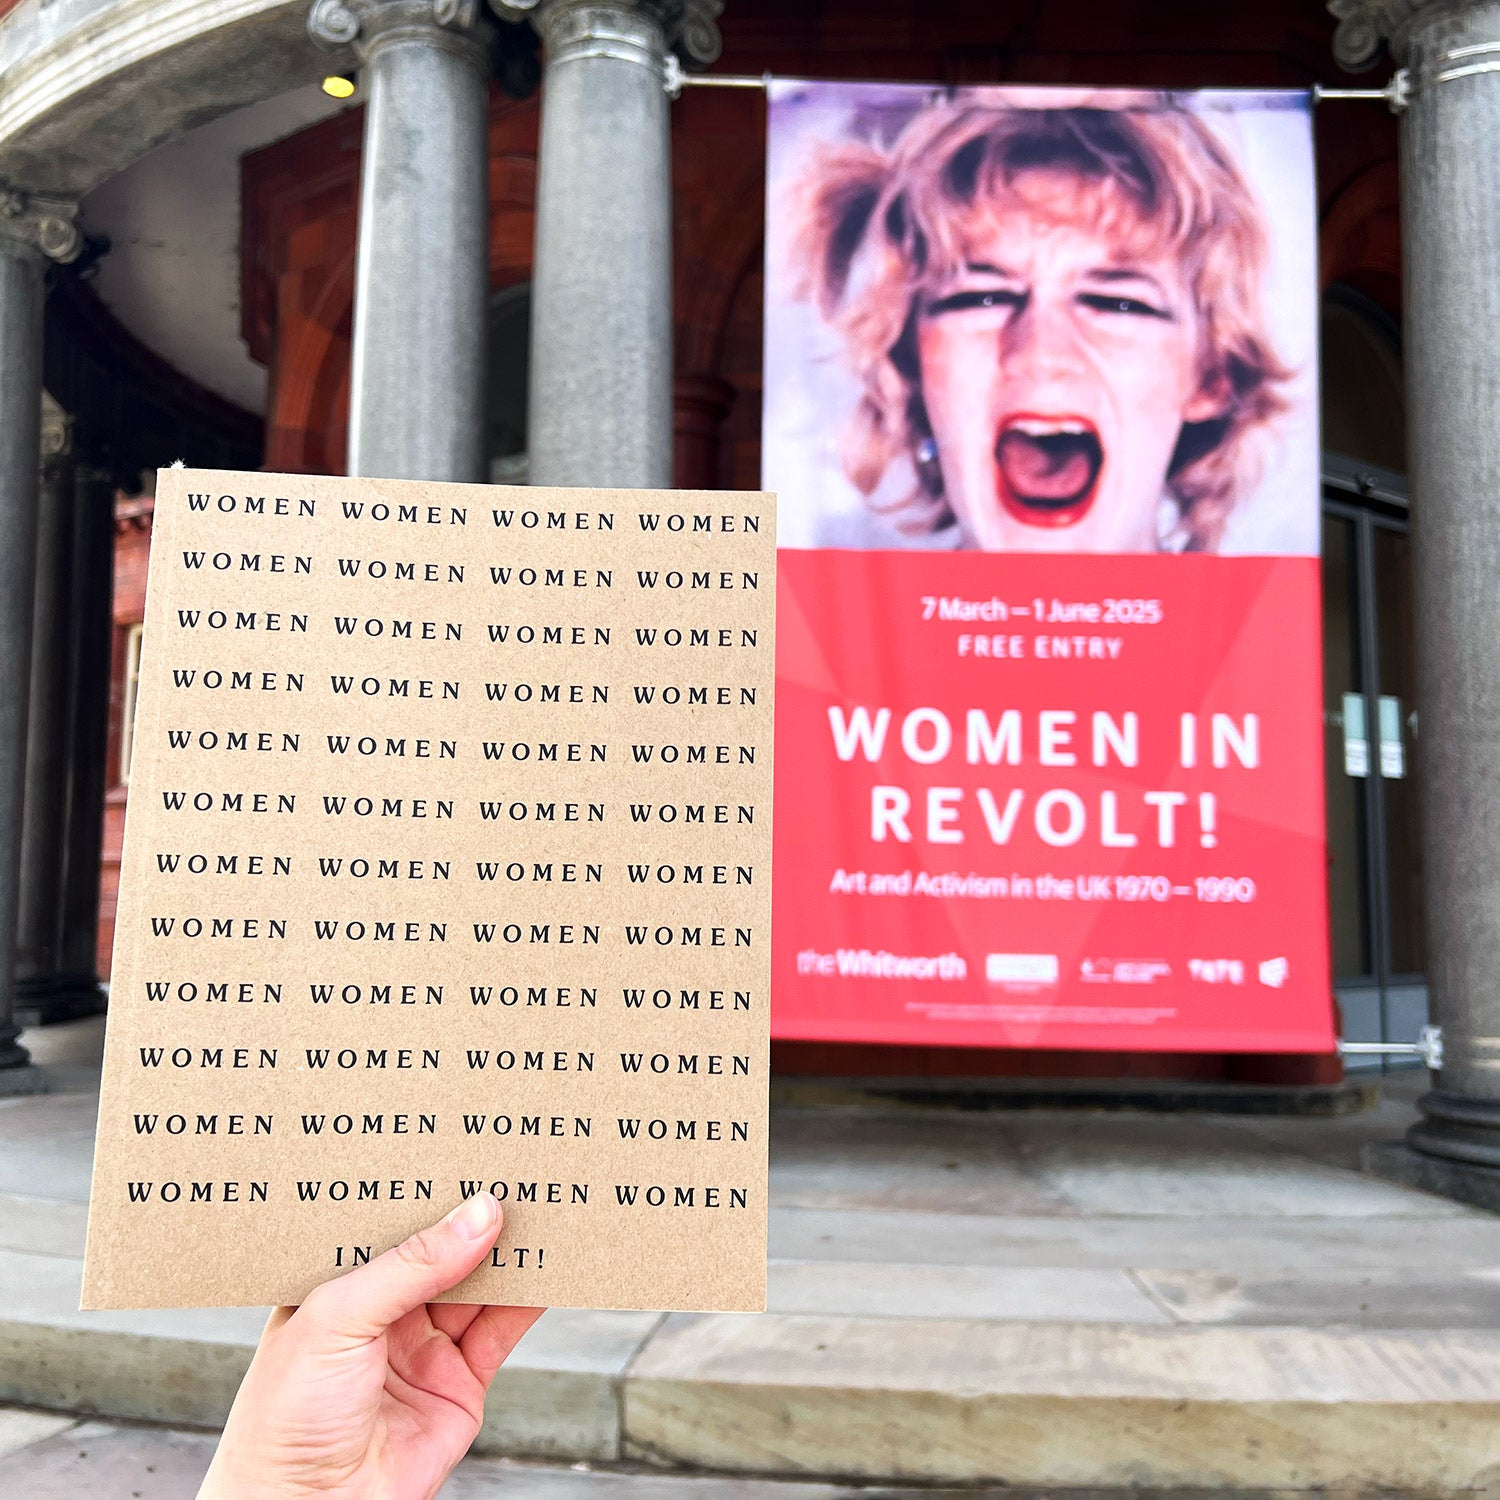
[[1338, 1025, 1443, 1069], [1313, 69, 1409, 112]]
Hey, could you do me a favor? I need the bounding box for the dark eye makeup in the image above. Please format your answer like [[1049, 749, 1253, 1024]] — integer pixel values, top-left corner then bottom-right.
[[1078, 292, 1173, 320], [923, 288, 1026, 316], [922, 287, 1174, 322]]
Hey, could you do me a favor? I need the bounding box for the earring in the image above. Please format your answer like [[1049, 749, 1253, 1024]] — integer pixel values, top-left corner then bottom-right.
[[1155, 496, 1189, 553], [913, 434, 944, 496]]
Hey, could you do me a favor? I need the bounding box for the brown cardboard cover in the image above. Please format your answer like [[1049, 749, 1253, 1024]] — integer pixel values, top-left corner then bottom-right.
[[82, 470, 774, 1312]]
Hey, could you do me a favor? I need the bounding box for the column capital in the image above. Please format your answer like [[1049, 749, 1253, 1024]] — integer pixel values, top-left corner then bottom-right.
[[492, 0, 723, 71], [0, 184, 82, 266], [1329, 0, 1499, 70], [309, 0, 488, 63]]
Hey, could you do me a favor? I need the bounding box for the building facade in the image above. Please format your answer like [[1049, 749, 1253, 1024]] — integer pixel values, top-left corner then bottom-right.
[[2, 0, 1498, 1189]]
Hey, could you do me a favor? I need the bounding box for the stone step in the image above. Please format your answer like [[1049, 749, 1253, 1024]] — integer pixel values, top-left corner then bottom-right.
[[0, 1246, 660, 1462], [4, 1246, 1499, 1490], [624, 1311, 1500, 1490]]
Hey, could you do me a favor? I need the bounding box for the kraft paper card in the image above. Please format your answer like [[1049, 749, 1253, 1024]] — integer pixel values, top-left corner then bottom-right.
[[82, 469, 775, 1312]]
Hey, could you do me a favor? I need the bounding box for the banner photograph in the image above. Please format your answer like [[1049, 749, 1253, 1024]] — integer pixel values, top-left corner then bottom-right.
[[765, 82, 1334, 1051]]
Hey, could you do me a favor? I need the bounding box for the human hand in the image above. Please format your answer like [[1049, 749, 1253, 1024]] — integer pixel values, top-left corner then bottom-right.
[[198, 1192, 542, 1499]]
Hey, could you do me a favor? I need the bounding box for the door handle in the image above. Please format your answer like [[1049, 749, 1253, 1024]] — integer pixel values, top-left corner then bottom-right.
[[1342, 692, 1369, 778], [1378, 695, 1405, 778]]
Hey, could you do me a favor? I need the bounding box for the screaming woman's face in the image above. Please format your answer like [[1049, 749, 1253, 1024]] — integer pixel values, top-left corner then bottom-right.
[[914, 176, 1222, 552]]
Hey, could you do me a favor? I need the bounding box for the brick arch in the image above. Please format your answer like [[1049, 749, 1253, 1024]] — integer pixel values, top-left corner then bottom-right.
[[675, 225, 765, 489], [1320, 158, 1402, 318], [709, 243, 766, 492], [249, 95, 541, 477], [677, 187, 766, 377], [487, 150, 538, 291], [669, 86, 767, 487], [264, 249, 355, 474]]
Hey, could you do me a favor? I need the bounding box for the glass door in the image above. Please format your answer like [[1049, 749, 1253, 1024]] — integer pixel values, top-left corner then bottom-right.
[[1322, 472, 1427, 1065]]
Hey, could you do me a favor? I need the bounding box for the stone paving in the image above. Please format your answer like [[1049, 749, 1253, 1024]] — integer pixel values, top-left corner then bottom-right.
[[2, 1017, 1499, 1492], [0, 1406, 868, 1499]]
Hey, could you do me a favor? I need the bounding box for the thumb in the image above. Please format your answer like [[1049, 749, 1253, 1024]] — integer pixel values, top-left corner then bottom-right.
[[300, 1193, 502, 1340]]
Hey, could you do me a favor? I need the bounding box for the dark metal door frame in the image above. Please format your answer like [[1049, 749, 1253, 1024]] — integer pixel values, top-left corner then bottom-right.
[[1322, 455, 1424, 1052]]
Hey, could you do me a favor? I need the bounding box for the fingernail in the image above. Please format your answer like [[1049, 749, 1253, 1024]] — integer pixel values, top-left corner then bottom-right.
[[445, 1192, 498, 1239]]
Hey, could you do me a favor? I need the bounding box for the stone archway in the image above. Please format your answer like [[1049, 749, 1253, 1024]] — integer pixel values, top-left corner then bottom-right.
[[0, 1, 347, 198]]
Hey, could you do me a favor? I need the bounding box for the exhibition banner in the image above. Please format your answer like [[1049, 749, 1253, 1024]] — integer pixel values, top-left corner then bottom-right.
[[764, 81, 1335, 1051]]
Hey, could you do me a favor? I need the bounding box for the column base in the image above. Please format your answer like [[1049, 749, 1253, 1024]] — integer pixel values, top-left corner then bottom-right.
[[1365, 1138, 1500, 1214], [0, 1029, 45, 1096], [1405, 1087, 1500, 1168], [14, 974, 59, 1029], [53, 972, 107, 1015], [0, 1064, 46, 1096], [15, 973, 106, 1027], [14, 973, 61, 1000]]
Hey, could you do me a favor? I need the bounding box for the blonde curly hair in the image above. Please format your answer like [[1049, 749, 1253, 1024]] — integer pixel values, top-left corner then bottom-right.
[[782, 96, 1292, 550]]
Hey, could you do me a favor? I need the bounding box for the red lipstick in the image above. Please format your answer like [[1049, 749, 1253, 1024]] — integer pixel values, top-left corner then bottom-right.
[[994, 414, 1104, 528]]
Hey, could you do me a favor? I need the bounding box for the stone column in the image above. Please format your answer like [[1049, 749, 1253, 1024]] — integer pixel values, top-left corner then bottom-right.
[[0, 184, 81, 1087], [310, 0, 491, 481], [54, 464, 115, 1017], [1332, 0, 1500, 1202], [14, 400, 76, 1023], [499, 0, 723, 488]]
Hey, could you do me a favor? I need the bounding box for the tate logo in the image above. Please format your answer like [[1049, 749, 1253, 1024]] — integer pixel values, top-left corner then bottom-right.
[[1188, 958, 1244, 985], [1259, 957, 1290, 989]]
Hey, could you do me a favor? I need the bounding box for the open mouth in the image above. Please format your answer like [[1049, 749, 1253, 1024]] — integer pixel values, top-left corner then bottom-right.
[[994, 416, 1104, 528]]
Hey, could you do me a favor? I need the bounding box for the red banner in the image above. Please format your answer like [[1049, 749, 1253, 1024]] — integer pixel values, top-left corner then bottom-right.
[[772, 549, 1334, 1051], [763, 81, 1331, 1050]]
